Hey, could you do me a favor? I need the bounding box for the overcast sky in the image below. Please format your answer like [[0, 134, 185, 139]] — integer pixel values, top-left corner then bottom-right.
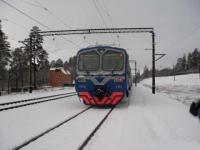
[[0, 0, 200, 71]]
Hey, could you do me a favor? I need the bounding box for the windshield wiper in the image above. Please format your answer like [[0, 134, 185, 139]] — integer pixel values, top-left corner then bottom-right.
[[111, 63, 119, 74], [83, 63, 90, 75]]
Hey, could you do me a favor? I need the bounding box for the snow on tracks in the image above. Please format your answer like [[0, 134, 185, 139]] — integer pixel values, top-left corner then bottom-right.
[[14, 107, 91, 150], [21, 107, 114, 150], [0, 95, 84, 150], [0, 92, 77, 112]]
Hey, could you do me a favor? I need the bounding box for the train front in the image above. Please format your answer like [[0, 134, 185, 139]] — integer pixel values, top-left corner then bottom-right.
[[75, 46, 127, 106]]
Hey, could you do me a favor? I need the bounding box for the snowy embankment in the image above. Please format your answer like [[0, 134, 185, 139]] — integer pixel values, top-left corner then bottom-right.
[[86, 85, 200, 150], [0, 90, 81, 150], [0, 85, 200, 150], [0, 87, 75, 104], [141, 73, 200, 105]]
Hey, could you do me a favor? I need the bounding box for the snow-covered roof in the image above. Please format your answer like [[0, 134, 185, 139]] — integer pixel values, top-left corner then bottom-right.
[[50, 67, 71, 75]]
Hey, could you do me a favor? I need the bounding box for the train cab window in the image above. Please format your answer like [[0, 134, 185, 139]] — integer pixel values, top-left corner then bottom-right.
[[78, 51, 100, 71], [102, 50, 124, 71]]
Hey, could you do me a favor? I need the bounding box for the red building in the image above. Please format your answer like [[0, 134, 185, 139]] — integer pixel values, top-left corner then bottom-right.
[[49, 67, 72, 87]]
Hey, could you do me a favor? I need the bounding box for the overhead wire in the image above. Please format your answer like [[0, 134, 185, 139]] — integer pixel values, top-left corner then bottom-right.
[[2, 18, 29, 30], [34, 0, 72, 29], [1, 17, 64, 58], [33, 0, 80, 47], [34, 0, 94, 47], [0, 0, 80, 48], [96, 0, 110, 17], [92, 0, 116, 45], [96, 0, 121, 47], [0, 0, 51, 30], [17, 0, 41, 8]]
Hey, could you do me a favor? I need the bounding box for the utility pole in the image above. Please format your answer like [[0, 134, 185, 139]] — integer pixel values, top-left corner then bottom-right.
[[198, 61, 200, 80], [29, 36, 33, 93], [7, 69, 10, 94], [130, 60, 137, 87], [135, 61, 137, 87], [151, 31, 156, 94], [173, 65, 176, 81]]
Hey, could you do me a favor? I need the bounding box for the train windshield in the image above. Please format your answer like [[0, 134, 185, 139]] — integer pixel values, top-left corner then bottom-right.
[[102, 50, 124, 71], [78, 51, 100, 71]]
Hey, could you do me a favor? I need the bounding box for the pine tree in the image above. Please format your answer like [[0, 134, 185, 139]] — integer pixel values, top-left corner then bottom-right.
[[191, 48, 199, 69], [50, 60, 56, 68], [55, 59, 64, 67], [142, 66, 149, 79], [22, 26, 48, 89], [63, 60, 69, 71], [10, 47, 27, 89], [187, 52, 192, 70], [182, 54, 187, 72], [0, 20, 11, 90]]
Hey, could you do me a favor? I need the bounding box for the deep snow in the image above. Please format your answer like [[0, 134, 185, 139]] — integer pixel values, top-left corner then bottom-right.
[[0, 87, 74, 104], [141, 73, 200, 105], [0, 79, 200, 150], [86, 85, 200, 150]]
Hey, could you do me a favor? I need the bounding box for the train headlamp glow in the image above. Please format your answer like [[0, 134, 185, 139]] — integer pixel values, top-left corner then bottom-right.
[[114, 76, 125, 82], [77, 76, 86, 82]]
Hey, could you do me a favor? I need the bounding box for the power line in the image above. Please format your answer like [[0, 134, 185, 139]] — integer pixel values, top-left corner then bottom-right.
[[92, 0, 116, 45], [92, 0, 107, 28], [1, 18, 63, 53], [101, 0, 109, 14], [94, 0, 117, 45], [2, 18, 29, 30], [32, 0, 79, 47], [2, 18, 69, 57], [15, 0, 79, 46], [95, 0, 110, 17], [0, 0, 51, 30], [14, 0, 72, 29], [98, 0, 120, 45], [16, 0, 41, 8], [0, 0, 79, 48], [92, 0, 107, 27], [34, 0, 72, 29]]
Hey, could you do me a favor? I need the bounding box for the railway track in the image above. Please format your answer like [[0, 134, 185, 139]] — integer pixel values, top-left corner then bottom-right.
[[78, 106, 115, 150], [13, 106, 115, 150], [0, 92, 77, 112]]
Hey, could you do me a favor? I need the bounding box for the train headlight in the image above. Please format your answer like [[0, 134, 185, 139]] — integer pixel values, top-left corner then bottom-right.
[[77, 76, 86, 82], [114, 76, 125, 82]]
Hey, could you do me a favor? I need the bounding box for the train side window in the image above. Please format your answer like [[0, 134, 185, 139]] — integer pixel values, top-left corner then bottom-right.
[[78, 51, 100, 71], [102, 51, 124, 71]]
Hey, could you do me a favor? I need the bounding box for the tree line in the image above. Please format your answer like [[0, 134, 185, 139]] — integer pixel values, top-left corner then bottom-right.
[[0, 25, 50, 93], [141, 48, 200, 79], [0, 22, 76, 94]]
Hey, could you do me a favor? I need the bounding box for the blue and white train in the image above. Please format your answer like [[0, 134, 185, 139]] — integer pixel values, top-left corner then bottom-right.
[[75, 46, 132, 106]]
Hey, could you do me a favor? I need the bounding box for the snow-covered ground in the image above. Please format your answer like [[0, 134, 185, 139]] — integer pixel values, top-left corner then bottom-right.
[[141, 73, 200, 105], [0, 87, 75, 104], [86, 85, 200, 150], [0, 82, 200, 150]]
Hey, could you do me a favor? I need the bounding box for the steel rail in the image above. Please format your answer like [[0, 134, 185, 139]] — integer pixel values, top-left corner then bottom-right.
[[0, 93, 77, 112], [78, 106, 115, 150], [0, 92, 76, 106], [13, 106, 92, 150]]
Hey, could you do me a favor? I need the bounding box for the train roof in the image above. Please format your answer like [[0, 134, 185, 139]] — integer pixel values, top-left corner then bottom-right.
[[77, 45, 128, 55]]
